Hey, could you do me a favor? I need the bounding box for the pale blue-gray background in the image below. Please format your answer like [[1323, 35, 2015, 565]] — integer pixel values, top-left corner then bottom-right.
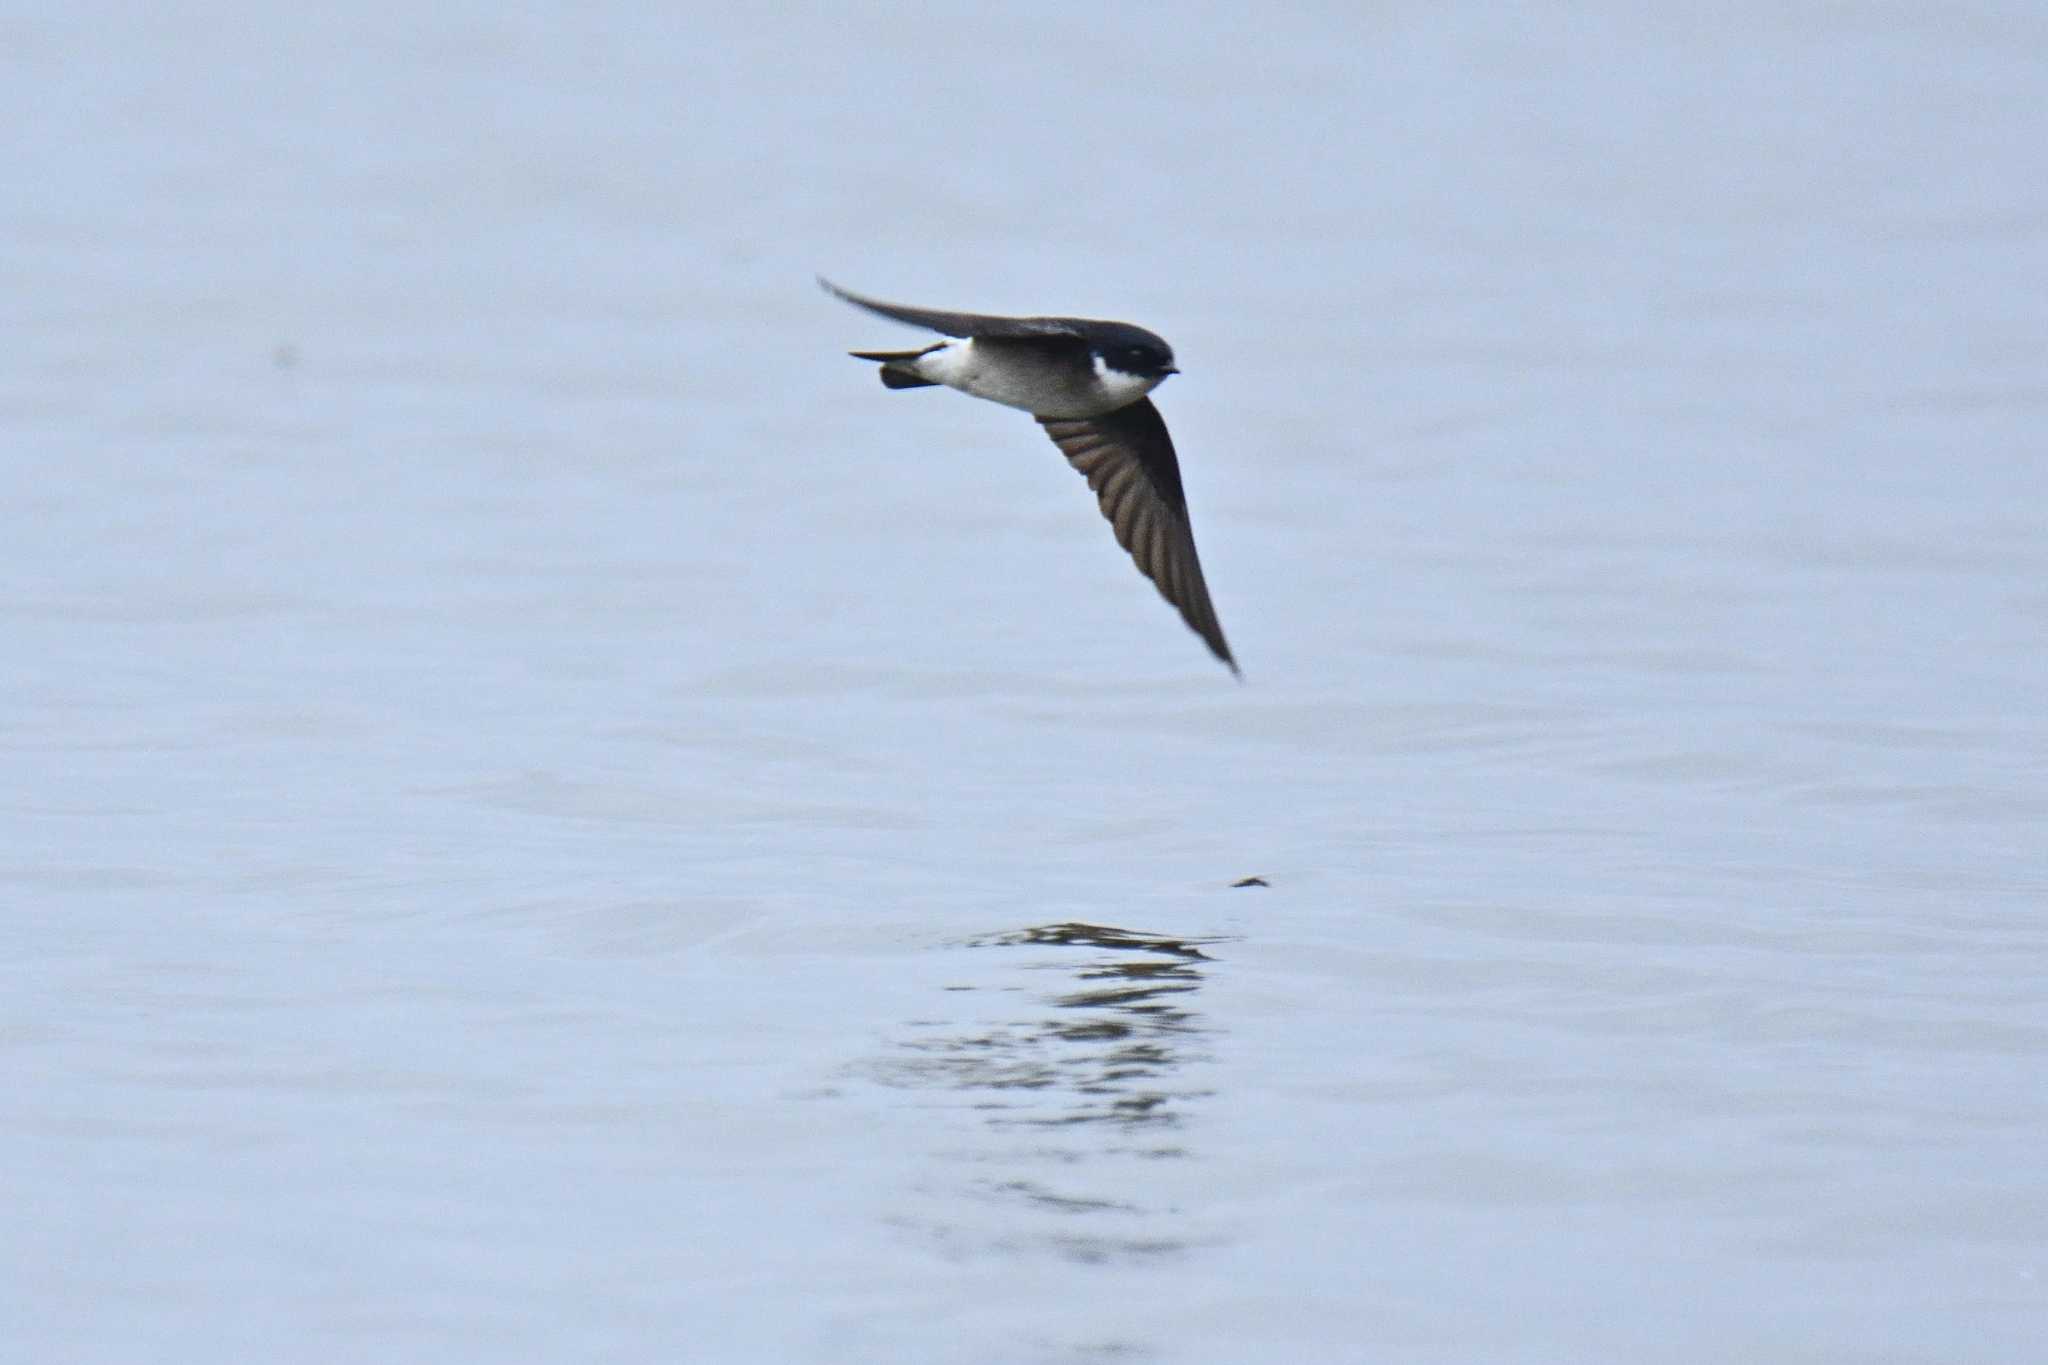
[[4, 3, 2044, 1361]]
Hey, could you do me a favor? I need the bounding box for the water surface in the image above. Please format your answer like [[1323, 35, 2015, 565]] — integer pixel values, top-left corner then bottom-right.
[[4, 4, 2045, 1361]]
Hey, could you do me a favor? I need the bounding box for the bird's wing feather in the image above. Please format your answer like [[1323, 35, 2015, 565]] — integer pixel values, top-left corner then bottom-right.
[[820, 277, 1087, 342], [1036, 399, 1237, 674]]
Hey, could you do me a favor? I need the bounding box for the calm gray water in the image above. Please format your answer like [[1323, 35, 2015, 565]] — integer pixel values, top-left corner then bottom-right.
[[5, 4, 2045, 1361]]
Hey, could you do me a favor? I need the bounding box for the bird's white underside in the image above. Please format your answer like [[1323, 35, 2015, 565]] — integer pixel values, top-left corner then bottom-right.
[[911, 338, 1165, 419]]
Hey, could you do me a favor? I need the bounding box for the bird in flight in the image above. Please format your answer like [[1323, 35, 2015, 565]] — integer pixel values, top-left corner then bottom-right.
[[822, 277, 1237, 675]]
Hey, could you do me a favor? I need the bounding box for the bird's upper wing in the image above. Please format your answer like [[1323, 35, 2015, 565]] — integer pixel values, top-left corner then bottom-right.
[[820, 277, 1088, 342], [1036, 399, 1237, 674]]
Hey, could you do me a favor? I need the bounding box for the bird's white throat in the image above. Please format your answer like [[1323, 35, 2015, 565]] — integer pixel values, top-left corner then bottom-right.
[[1092, 351, 1167, 407]]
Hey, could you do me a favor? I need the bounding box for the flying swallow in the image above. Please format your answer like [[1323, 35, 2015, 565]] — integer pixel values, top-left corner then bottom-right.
[[823, 277, 1236, 673]]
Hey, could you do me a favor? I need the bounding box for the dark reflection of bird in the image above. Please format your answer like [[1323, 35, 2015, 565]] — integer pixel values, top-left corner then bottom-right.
[[821, 278, 1238, 675], [913, 922, 1220, 1134], [863, 921, 1229, 1265]]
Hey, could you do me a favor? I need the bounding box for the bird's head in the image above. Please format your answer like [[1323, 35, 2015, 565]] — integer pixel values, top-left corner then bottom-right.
[[1093, 327, 1177, 379], [1090, 324, 1179, 405]]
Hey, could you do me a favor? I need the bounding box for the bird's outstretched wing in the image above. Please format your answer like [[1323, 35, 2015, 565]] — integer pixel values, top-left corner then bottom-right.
[[819, 277, 1089, 342], [1037, 399, 1237, 674]]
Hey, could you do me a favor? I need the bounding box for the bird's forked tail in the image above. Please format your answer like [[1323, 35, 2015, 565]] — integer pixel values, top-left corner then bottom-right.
[[848, 347, 941, 390]]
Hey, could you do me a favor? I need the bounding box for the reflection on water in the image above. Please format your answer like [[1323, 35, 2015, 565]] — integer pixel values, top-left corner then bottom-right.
[[869, 923, 1228, 1264]]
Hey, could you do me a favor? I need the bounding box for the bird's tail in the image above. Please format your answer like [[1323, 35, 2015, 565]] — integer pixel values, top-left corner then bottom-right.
[[849, 347, 941, 390]]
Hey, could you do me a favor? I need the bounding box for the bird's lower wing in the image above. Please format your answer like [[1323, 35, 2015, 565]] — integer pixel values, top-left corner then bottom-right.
[[1037, 400, 1237, 674]]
